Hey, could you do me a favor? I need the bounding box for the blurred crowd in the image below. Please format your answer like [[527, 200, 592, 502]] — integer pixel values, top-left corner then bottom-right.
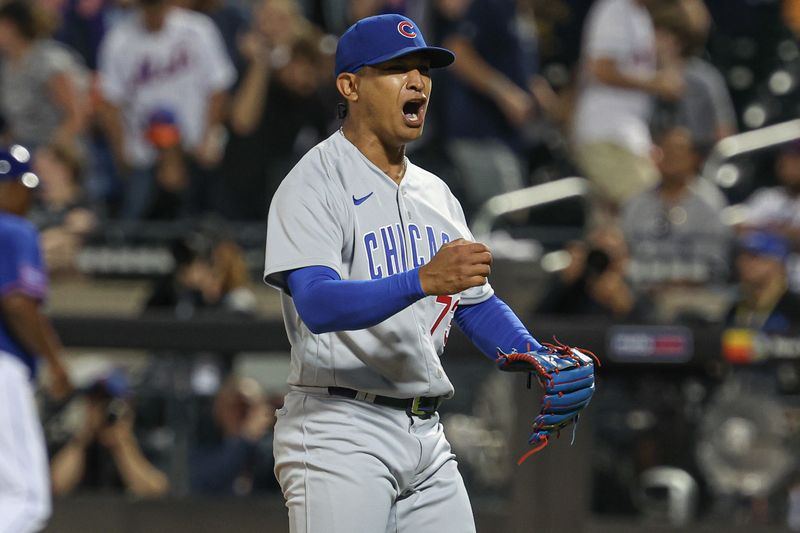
[[2, 0, 800, 525], [0, 0, 798, 324]]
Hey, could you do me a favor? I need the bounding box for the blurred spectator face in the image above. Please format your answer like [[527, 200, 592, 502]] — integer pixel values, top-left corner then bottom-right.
[[682, 0, 711, 51], [655, 128, 698, 187], [277, 37, 322, 97], [349, 0, 383, 22], [776, 149, 800, 194], [138, 0, 169, 27], [737, 252, 784, 289], [178, 256, 221, 301], [211, 241, 250, 294], [254, 0, 300, 46], [279, 55, 318, 96], [436, 0, 471, 20], [0, 3, 35, 52], [212, 377, 264, 436], [0, 20, 18, 51]]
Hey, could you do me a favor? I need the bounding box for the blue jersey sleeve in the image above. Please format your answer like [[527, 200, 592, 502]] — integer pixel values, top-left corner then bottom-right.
[[0, 218, 48, 301], [453, 295, 541, 361], [286, 265, 425, 334]]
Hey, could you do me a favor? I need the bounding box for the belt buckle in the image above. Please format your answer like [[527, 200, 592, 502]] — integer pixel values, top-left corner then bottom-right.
[[407, 396, 439, 419]]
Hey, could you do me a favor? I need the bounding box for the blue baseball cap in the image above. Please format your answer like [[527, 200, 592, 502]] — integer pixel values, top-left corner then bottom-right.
[[335, 14, 455, 77], [738, 231, 790, 261], [0, 144, 39, 188], [86, 367, 130, 398]]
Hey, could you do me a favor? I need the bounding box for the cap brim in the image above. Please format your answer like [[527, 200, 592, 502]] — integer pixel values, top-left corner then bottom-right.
[[364, 45, 455, 70]]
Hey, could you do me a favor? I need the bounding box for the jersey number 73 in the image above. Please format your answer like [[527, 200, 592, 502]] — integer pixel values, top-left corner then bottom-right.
[[430, 295, 459, 345]]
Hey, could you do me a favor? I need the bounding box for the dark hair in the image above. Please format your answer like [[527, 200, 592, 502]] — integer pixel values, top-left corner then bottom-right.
[[0, 0, 38, 40]]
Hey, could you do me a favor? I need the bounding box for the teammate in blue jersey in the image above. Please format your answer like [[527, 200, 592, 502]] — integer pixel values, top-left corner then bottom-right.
[[0, 145, 72, 533], [264, 14, 595, 533]]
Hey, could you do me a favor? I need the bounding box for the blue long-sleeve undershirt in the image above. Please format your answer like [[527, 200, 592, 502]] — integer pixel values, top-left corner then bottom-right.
[[285, 266, 541, 358], [453, 295, 541, 360], [286, 266, 425, 334]]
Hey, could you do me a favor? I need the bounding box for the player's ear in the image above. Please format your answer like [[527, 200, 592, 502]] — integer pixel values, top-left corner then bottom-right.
[[336, 73, 359, 103]]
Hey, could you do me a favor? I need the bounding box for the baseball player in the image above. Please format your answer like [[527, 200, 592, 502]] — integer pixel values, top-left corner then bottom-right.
[[264, 14, 596, 533], [0, 145, 72, 533]]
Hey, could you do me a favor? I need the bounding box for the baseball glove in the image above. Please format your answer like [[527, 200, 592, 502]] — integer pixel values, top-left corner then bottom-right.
[[496, 338, 599, 464]]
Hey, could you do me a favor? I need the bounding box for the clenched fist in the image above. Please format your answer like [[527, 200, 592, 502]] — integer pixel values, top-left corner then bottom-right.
[[419, 239, 492, 295]]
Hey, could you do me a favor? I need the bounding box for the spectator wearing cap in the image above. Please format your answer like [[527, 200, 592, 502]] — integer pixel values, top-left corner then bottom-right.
[[50, 367, 170, 497], [0, 144, 72, 533], [726, 232, 800, 334], [740, 141, 800, 293], [96, 0, 236, 219]]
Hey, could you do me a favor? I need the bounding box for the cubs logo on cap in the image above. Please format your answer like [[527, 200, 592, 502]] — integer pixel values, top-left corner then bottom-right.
[[397, 21, 416, 38], [335, 14, 455, 77]]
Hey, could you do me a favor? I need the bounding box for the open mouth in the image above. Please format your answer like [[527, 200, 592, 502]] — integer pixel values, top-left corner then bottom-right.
[[402, 99, 426, 127]]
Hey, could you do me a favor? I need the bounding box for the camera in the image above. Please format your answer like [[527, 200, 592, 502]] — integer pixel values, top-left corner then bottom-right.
[[585, 248, 611, 277], [105, 398, 129, 425]]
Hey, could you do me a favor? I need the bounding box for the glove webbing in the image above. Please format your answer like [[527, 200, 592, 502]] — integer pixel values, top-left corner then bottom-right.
[[542, 338, 602, 367]]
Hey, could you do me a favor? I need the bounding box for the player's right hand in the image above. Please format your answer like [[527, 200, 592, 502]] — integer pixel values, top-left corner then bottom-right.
[[419, 238, 492, 295]]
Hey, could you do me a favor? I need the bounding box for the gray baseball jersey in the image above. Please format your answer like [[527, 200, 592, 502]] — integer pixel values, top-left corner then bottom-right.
[[264, 130, 494, 398]]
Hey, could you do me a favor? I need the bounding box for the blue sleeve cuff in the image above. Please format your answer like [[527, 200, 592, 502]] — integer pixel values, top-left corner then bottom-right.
[[454, 295, 541, 360]]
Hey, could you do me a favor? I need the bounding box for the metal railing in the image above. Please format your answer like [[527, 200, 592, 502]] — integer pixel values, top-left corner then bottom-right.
[[703, 118, 800, 184], [470, 176, 591, 241]]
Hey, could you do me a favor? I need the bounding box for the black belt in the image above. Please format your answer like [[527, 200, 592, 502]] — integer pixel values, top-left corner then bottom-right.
[[327, 387, 444, 419]]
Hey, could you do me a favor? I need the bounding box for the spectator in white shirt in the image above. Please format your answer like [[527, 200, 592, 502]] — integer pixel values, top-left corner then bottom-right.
[[97, 0, 235, 219], [572, 0, 684, 214]]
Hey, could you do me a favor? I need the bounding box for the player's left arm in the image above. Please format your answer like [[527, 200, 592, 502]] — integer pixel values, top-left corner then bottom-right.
[[1, 227, 71, 397], [455, 296, 597, 461], [1, 294, 71, 399], [453, 295, 541, 360]]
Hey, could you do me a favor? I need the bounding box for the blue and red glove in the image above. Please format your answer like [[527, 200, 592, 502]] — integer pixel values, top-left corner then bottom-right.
[[496, 338, 599, 464]]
